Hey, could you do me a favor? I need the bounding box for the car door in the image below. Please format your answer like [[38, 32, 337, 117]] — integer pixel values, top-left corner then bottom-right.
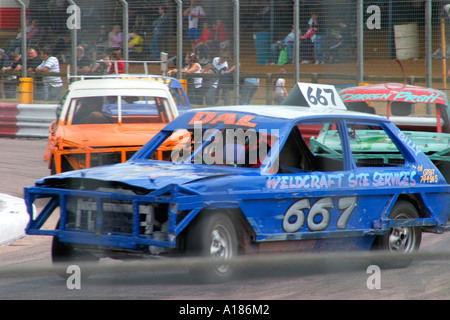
[[244, 117, 413, 251]]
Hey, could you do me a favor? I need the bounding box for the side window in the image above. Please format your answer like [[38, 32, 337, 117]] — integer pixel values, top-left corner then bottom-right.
[[346, 123, 405, 167], [276, 122, 344, 174], [301, 122, 344, 172]]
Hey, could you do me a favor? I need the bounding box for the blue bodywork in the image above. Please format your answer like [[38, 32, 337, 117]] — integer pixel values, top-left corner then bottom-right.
[[25, 106, 450, 256]]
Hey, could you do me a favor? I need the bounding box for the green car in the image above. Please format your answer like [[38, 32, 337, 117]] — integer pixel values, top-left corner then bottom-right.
[[336, 83, 450, 181]]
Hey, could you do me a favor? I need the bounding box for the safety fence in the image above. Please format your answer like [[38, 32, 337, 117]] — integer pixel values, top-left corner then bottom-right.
[[0, 68, 446, 139], [0, 0, 448, 107]]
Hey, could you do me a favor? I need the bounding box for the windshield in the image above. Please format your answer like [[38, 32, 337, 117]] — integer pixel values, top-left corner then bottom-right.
[[65, 95, 172, 125], [148, 128, 279, 168]]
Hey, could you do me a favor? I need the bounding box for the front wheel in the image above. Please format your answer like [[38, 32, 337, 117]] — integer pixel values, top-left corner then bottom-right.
[[51, 220, 100, 279], [185, 212, 239, 283], [372, 201, 422, 268]]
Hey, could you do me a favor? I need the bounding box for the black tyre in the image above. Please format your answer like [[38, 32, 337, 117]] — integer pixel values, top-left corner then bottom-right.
[[372, 200, 422, 268], [185, 212, 239, 283], [51, 221, 99, 279]]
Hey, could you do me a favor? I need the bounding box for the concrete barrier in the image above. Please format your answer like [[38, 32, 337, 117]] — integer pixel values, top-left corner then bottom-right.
[[16, 104, 57, 138], [0, 102, 19, 136], [0, 103, 56, 138]]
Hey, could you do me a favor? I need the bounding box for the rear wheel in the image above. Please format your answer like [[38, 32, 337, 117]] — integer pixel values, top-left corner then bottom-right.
[[185, 212, 238, 283], [372, 201, 421, 268]]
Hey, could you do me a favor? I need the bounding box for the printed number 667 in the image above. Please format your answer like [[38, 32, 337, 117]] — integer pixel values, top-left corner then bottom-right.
[[282, 196, 357, 232]]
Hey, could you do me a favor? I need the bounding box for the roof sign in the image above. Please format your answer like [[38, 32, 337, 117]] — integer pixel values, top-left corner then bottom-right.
[[339, 83, 449, 105], [282, 82, 347, 110]]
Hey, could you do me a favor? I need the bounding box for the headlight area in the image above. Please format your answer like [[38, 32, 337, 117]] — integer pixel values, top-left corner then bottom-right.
[[24, 184, 196, 256]]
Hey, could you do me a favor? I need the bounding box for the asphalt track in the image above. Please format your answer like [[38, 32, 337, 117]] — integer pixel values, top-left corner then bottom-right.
[[1, 137, 450, 302]]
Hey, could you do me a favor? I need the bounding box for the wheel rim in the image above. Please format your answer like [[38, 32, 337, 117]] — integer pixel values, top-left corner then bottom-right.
[[210, 226, 233, 274], [388, 213, 417, 253]]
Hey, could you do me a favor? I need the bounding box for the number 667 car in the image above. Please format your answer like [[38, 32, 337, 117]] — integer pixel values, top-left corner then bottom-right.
[[25, 83, 450, 283]]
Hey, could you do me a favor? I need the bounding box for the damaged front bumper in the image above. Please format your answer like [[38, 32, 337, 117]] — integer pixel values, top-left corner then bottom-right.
[[24, 184, 203, 252]]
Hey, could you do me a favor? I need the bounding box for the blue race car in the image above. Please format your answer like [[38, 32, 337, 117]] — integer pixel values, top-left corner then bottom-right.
[[25, 83, 450, 282]]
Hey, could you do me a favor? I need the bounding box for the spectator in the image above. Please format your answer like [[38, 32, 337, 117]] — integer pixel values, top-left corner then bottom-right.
[[76, 46, 92, 73], [273, 69, 287, 104], [128, 32, 144, 55], [2, 52, 22, 99], [0, 49, 10, 98], [88, 25, 109, 53], [26, 47, 44, 100], [328, 21, 351, 63], [269, 26, 299, 65], [213, 53, 237, 105], [150, 6, 169, 60], [240, 78, 260, 105], [108, 25, 123, 51], [212, 53, 234, 74], [310, 12, 326, 64], [214, 19, 230, 53], [91, 52, 110, 74], [184, 0, 206, 52], [6, 19, 40, 55], [200, 63, 219, 105], [167, 53, 203, 104], [195, 22, 213, 64], [35, 46, 63, 101], [299, 24, 316, 64], [107, 50, 125, 74]]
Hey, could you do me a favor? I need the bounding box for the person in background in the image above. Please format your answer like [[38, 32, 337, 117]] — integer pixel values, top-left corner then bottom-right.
[[184, 0, 206, 52], [273, 69, 287, 104], [2, 52, 22, 99], [35, 46, 63, 101], [26, 47, 44, 100], [106, 50, 125, 74], [299, 23, 316, 64], [269, 25, 299, 65], [212, 53, 236, 105], [93, 25, 109, 53], [128, 32, 144, 55], [76, 46, 92, 73], [327, 21, 351, 63], [6, 19, 40, 55], [199, 63, 218, 106], [150, 6, 169, 60], [195, 22, 213, 64], [240, 77, 260, 105], [214, 19, 230, 54], [310, 12, 326, 64], [167, 52, 203, 104], [0, 49, 9, 98], [108, 25, 123, 52], [91, 52, 110, 74]]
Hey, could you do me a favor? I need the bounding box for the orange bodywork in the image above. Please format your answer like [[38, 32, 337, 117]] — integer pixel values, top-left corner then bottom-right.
[[43, 78, 187, 174], [44, 120, 167, 173]]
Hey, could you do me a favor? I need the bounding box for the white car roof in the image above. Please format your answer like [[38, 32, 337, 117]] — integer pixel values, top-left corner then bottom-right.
[[199, 105, 384, 121], [68, 79, 170, 91], [66, 79, 173, 99]]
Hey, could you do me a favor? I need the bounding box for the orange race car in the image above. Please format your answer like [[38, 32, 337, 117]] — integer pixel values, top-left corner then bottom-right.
[[44, 77, 191, 174]]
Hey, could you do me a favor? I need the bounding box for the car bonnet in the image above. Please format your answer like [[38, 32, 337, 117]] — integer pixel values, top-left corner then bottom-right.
[[36, 160, 255, 191]]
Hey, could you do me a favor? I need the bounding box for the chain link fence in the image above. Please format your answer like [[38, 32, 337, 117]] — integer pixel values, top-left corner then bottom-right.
[[0, 0, 448, 106]]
